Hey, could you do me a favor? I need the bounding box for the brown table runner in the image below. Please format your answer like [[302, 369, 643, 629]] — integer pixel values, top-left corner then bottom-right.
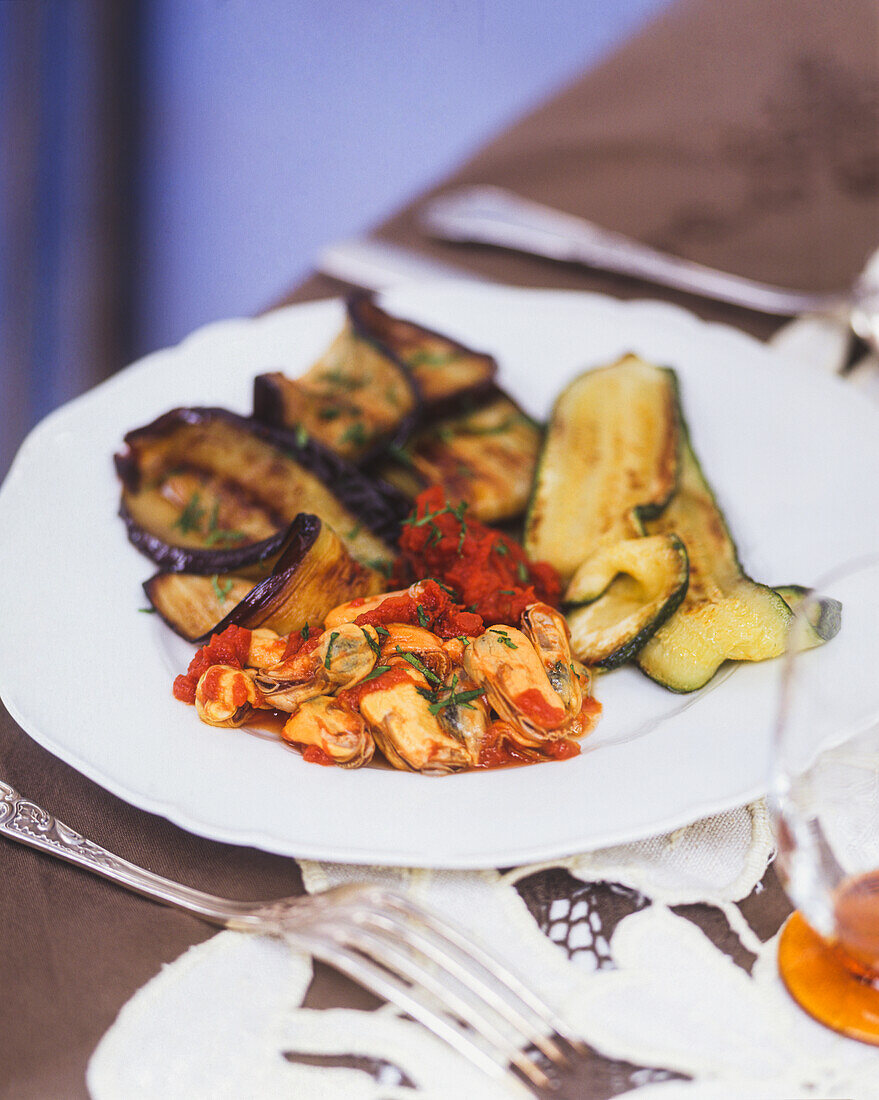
[[3, 1, 877, 1096]]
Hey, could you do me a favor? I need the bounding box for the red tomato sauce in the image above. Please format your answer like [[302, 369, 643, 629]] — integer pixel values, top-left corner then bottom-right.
[[394, 486, 561, 625], [337, 664, 414, 710], [300, 744, 336, 766], [513, 688, 568, 729], [173, 624, 253, 704], [282, 629, 322, 660], [354, 578, 482, 639], [476, 733, 581, 769]]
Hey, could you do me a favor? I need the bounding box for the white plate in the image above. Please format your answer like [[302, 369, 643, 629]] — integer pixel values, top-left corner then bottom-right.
[[1, 284, 877, 868]]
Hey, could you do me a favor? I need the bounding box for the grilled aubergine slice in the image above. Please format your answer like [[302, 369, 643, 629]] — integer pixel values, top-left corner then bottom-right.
[[115, 407, 407, 574], [252, 313, 420, 465], [346, 293, 497, 416], [144, 513, 386, 643], [373, 388, 543, 523], [252, 294, 499, 463]]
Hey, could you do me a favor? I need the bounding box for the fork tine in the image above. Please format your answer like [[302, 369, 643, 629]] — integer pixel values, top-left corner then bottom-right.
[[351, 905, 570, 1068], [378, 889, 588, 1054], [319, 916, 554, 1090], [284, 926, 528, 1089]]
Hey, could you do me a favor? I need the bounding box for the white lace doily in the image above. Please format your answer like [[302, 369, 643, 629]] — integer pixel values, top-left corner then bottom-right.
[[87, 799, 879, 1099]]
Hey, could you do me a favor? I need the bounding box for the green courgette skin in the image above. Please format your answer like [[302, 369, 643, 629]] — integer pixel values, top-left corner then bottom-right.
[[635, 409, 793, 693], [564, 534, 690, 670], [775, 585, 843, 649], [577, 568, 689, 670]]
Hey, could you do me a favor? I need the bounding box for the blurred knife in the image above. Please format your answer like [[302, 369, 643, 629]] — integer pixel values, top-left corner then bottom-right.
[[315, 234, 878, 400], [420, 185, 854, 319], [315, 237, 491, 291]]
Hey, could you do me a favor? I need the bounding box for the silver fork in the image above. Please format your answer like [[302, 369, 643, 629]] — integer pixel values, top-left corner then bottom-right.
[[0, 779, 582, 1091]]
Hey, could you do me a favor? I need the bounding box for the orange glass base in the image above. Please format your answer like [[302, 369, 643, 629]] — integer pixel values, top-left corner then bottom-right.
[[778, 912, 879, 1045]]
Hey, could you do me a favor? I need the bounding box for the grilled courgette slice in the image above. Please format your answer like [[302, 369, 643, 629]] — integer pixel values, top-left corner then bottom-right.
[[144, 514, 386, 643], [524, 355, 679, 580], [374, 391, 543, 523], [775, 585, 842, 651], [564, 534, 689, 669], [636, 429, 793, 692]]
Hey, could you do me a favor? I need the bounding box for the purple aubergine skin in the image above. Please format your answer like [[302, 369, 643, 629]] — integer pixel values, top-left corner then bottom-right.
[[347, 292, 499, 421], [143, 513, 326, 642], [252, 305, 423, 468], [115, 406, 410, 573], [252, 294, 501, 465]]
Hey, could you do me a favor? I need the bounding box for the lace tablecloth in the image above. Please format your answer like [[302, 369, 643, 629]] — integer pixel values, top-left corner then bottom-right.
[[87, 802, 879, 1098]]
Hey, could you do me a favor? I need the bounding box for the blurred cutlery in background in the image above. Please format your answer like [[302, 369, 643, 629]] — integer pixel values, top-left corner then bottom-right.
[[316, 237, 489, 291], [419, 185, 879, 363], [314, 232, 879, 402]]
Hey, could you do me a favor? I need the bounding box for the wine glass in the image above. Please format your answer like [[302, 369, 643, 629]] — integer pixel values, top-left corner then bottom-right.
[[771, 553, 879, 1044]]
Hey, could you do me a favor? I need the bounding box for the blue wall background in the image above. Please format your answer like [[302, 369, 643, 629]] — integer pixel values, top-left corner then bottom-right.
[[0, 0, 672, 478], [137, 0, 671, 353]]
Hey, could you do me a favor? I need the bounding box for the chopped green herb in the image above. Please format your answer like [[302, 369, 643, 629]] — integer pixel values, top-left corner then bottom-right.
[[438, 425, 456, 444], [204, 525, 248, 547], [294, 424, 309, 448], [301, 623, 310, 640], [429, 687, 484, 716], [174, 492, 205, 534], [454, 501, 469, 554], [138, 606, 157, 614], [363, 558, 393, 579], [457, 635, 472, 647], [320, 368, 366, 390], [360, 664, 392, 683], [361, 628, 381, 658], [323, 631, 341, 669], [416, 605, 431, 629], [386, 442, 415, 467], [341, 421, 368, 447], [423, 577, 458, 597], [403, 507, 442, 529], [492, 629, 518, 650], [344, 524, 363, 540], [498, 589, 516, 596], [394, 648, 442, 686], [374, 624, 390, 640], [516, 560, 529, 583], [318, 406, 342, 421], [211, 575, 233, 604], [407, 349, 461, 368], [494, 542, 509, 556]]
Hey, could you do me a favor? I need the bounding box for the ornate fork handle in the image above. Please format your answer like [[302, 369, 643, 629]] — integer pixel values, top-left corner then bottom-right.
[[0, 780, 261, 927], [1, 779, 582, 1089]]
